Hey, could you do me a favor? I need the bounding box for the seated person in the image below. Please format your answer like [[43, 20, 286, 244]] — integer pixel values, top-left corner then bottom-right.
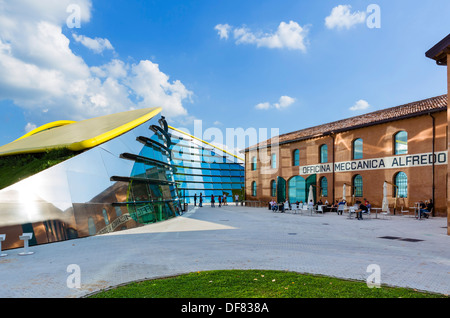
[[426, 200, 433, 217], [355, 200, 368, 220], [419, 200, 432, 218], [270, 200, 277, 211]]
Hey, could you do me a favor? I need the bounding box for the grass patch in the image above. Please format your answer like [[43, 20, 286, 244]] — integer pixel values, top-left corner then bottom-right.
[[88, 270, 446, 298], [0, 148, 79, 189]]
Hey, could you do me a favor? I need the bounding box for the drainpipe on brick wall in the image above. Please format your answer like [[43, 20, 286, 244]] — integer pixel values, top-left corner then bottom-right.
[[330, 132, 336, 204], [429, 112, 436, 216]]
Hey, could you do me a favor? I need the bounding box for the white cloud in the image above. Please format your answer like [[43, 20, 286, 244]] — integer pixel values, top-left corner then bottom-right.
[[214, 24, 231, 40], [72, 34, 114, 54], [24, 122, 37, 133], [216, 21, 309, 52], [325, 5, 366, 30], [255, 96, 296, 110], [255, 102, 271, 110], [274, 95, 296, 109], [349, 99, 370, 111], [0, 0, 193, 123]]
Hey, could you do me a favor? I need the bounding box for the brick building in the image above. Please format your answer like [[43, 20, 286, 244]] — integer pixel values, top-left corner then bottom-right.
[[244, 94, 448, 218]]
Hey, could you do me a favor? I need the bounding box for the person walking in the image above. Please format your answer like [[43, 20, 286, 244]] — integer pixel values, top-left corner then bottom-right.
[[211, 194, 215, 207], [194, 193, 197, 206], [199, 193, 203, 207]]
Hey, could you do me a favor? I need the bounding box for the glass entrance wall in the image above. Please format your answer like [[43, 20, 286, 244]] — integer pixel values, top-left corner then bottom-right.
[[169, 129, 245, 204], [288, 176, 306, 203], [276, 176, 286, 203]]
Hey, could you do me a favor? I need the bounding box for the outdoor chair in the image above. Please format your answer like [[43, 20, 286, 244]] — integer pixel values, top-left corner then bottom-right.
[[419, 208, 432, 219], [315, 205, 324, 214], [337, 205, 345, 215], [399, 206, 410, 217], [381, 208, 391, 219], [301, 205, 309, 215], [362, 207, 371, 219], [347, 206, 356, 219], [284, 202, 290, 213]]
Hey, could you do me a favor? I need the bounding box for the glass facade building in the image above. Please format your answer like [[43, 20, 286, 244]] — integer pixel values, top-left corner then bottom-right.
[[169, 128, 245, 204], [0, 107, 245, 250]]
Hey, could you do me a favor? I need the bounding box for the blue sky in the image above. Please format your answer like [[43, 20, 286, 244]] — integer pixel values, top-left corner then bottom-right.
[[0, 0, 449, 152]]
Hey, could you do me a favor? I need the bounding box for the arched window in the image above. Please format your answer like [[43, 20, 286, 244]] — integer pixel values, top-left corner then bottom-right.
[[353, 175, 363, 197], [271, 180, 277, 197], [293, 149, 300, 166], [320, 177, 328, 197], [252, 181, 257, 196], [102, 208, 109, 225], [395, 172, 408, 198], [88, 217, 96, 236], [251, 156, 257, 171], [271, 153, 277, 169], [353, 138, 363, 160], [320, 144, 328, 163], [394, 131, 408, 155]]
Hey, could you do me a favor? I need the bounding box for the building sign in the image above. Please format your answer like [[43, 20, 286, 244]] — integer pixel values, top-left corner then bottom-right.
[[299, 151, 447, 175]]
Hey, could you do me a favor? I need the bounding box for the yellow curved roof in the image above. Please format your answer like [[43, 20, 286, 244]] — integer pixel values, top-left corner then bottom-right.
[[0, 107, 162, 157], [14, 120, 77, 142]]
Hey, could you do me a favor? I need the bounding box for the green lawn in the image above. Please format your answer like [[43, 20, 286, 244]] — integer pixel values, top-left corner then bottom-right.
[[88, 270, 446, 298]]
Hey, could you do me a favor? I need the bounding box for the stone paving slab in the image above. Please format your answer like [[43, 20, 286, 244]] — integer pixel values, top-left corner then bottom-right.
[[0, 205, 448, 298]]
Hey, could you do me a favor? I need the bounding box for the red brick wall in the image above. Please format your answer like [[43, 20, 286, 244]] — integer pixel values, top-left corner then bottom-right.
[[246, 111, 448, 216]]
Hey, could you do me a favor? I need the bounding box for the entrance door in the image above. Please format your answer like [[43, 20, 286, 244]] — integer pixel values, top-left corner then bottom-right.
[[276, 176, 286, 203], [288, 176, 306, 203]]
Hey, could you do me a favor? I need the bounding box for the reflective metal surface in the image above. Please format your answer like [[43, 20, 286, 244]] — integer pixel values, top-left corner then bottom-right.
[[0, 116, 181, 250]]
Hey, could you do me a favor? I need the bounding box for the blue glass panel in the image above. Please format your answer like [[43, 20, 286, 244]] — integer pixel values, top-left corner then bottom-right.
[[288, 176, 306, 203]]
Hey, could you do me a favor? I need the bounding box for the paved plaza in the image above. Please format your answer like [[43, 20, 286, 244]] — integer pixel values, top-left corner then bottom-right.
[[0, 205, 449, 298]]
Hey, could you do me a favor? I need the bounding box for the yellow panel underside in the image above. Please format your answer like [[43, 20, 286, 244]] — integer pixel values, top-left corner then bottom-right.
[[0, 107, 162, 157]]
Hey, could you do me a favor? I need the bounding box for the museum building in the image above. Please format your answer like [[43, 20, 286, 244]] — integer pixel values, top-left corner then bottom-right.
[[244, 94, 448, 218], [0, 107, 244, 250]]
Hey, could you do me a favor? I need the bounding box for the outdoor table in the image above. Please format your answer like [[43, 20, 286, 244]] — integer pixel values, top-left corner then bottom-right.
[[371, 208, 382, 219], [408, 207, 418, 218], [408, 206, 423, 219]]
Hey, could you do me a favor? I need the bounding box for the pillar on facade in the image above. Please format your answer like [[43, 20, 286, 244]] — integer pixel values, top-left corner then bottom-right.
[[425, 33, 450, 235]]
